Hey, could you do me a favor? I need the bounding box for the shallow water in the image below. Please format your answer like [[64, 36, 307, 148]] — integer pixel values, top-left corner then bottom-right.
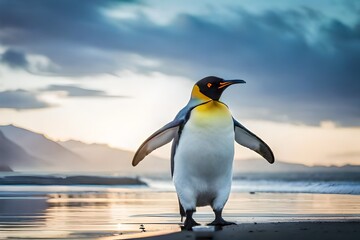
[[0, 185, 359, 239]]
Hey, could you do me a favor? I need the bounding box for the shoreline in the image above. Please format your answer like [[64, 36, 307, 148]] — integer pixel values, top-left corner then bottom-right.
[[115, 221, 360, 240], [1, 188, 359, 239]]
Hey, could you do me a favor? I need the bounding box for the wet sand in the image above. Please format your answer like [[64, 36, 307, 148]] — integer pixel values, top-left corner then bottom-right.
[[119, 222, 360, 240], [0, 186, 359, 239]]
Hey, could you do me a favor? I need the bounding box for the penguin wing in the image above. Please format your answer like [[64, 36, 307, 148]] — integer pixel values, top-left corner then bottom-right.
[[132, 119, 184, 166], [233, 118, 275, 164]]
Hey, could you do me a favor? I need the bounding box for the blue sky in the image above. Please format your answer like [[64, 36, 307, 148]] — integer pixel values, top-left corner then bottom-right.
[[0, 0, 359, 166]]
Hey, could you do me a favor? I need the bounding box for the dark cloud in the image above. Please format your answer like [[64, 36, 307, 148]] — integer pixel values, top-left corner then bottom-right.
[[0, 0, 142, 75], [129, 9, 360, 126], [0, 0, 359, 125], [0, 89, 50, 109], [43, 85, 124, 98], [1, 49, 28, 69]]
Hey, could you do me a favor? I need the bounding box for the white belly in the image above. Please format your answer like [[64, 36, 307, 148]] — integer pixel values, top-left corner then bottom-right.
[[173, 101, 234, 208]]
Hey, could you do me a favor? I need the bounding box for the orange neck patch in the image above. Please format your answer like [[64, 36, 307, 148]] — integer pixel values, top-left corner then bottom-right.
[[191, 85, 211, 101]]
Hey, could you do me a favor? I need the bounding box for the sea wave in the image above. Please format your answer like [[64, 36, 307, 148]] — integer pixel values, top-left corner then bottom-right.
[[144, 178, 360, 195], [0, 173, 359, 195], [232, 180, 360, 195]]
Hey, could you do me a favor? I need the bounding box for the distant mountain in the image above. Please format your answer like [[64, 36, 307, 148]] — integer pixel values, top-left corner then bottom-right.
[[59, 140, 169, 174], [232, 159, 360, 182], [0, 165, 13, 172], [233, 159, 360, 173], [1, 124, 359, 175], [61, 140, 360, 176], [0, 125, 84, 171], [0, 130, 43, 170]]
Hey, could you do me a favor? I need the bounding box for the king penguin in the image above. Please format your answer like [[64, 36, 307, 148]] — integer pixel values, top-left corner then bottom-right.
[[132, 76, 274, 230]]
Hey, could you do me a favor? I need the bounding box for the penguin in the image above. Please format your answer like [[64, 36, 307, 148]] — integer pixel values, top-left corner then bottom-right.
[[132, 76, 274, 230]]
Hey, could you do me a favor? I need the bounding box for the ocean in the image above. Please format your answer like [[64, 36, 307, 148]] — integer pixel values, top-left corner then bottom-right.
[[0, 172, 359, 239], [1, 171, 359, 194]]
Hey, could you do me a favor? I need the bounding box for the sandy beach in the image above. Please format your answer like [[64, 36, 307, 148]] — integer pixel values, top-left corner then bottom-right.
[[117, 222, 360, 240]]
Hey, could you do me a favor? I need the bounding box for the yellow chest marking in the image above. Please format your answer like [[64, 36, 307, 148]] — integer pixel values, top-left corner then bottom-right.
[[191, 101, 232, 127]]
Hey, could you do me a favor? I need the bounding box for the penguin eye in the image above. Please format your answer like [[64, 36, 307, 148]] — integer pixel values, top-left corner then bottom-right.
[[207, 83, 212, 88]]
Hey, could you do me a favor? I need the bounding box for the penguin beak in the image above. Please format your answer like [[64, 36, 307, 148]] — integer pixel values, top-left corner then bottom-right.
[[218, 79, 246, 89]]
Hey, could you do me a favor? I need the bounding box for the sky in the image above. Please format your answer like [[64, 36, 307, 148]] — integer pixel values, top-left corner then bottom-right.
[[0, 0, 359, 166]]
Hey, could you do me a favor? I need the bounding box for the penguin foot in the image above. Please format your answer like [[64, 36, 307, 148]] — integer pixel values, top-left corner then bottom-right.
[[181, 210, 200, 231], [208, 209, 236, 226], [207, 218, 236, 226], [182, 217, 200, 230]]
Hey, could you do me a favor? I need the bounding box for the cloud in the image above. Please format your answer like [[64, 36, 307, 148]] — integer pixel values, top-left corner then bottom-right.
[[0, 0, 359, 125], [0, 85, 124, 111], [43, 85, 124, 98], [0, 0, 142, 75], [0, 49, 28, 69], [0, 89, 50, 109], [127, 9, 360, 126]]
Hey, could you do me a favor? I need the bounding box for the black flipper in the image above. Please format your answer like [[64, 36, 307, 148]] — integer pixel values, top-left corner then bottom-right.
[[132, 119, 184, 166], [233, 118, 275, 164]]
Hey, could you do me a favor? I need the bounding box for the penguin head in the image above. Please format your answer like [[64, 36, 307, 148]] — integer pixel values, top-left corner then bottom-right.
[[191, 76, 246, 101]]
